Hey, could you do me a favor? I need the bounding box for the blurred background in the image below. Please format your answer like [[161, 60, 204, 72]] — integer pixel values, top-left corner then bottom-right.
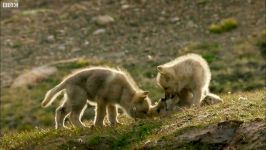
[[0, 0, 265, 133]]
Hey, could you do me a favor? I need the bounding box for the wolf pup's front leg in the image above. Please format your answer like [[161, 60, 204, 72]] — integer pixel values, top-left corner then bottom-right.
[[94, 102, 107, 127]]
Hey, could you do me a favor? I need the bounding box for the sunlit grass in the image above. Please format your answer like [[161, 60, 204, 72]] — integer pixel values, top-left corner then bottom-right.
[[1, 89, 264, 149], [209, 18, 238, 33]]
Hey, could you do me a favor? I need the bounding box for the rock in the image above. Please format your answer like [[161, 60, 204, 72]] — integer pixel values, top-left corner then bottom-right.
[[170, 17, 180, 23], [93, 29, 106, 35], [228, 118, 266, 149], [142, 119, 266, 149], [0, 72, 13, 88], [58, 44, 66, 51], [187, 21, 198, 28], [11, 65, 57, 88], [147, 55, 153, 60], [46, 35, 55, 43], [84, 41, 90, 46], [93, 15, 114, 26], [121, 4, 130, 10]]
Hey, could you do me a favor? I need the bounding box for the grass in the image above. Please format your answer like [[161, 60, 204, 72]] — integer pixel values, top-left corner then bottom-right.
[[209, 18, 238, 33], [21, 9, 52, 16], [0, 90, 264, 149], [256, 30, 266, 56], [1, 40, 265, 132]]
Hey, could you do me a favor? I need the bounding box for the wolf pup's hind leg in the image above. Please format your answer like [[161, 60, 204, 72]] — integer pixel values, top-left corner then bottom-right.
[[67, 85, 87, 128], [107, 104, 120, 126], [55, 99, 71, 129]]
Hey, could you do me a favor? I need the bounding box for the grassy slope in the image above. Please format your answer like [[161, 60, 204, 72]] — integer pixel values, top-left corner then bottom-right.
[[0, 89, 265, 149]]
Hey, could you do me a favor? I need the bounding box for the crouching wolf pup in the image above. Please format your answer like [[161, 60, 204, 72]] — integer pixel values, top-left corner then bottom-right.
[[157, 53, 223, 107], [41, 67, 152, 129]]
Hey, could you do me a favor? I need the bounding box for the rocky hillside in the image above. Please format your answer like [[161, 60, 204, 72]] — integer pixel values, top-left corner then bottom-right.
[[1, 0, 265, 91]]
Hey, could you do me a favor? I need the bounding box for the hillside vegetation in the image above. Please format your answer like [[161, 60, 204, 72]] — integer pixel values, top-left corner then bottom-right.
[[0, 0, 265, 149], [1, 89, 265, 149]]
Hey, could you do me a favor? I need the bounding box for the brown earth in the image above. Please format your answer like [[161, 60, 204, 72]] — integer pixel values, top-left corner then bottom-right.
[[141, 118, 266, 149], [1, 0, 265, 92]]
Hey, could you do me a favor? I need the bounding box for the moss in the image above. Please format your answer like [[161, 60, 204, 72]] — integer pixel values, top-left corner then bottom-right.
[[209, 18, 238, 33], [256, 30, 266, 56], [197, 0, 209, 5], [57, 59, 90, 70]]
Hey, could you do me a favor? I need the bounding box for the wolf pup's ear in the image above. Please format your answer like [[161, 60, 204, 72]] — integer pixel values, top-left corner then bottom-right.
[[157, 66, 164, 73], [143, 91, 149, 95], [139, 91, 149, 98]]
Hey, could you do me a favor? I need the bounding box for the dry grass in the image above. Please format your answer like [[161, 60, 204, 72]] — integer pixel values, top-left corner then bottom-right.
[[1, 89, 264, 149]]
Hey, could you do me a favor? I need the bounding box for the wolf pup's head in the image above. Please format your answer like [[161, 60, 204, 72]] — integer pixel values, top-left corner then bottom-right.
[[148, 95, 180, 117], [147, 98, 168, 117], [156, 66, 177, 98], [131, 91, 152, 119]]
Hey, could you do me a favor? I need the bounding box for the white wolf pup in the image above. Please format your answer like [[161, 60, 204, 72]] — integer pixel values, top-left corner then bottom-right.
[[156, 53, 223, 107], [41, 67, 152, 129]]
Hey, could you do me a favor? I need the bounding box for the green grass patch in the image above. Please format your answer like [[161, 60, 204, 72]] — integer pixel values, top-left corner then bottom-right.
[[197, 0, 210, 5], [256, 30, 266, 56], [209, 18, 238, 33], [21, 9, 53, 16], [181, 42, 221, 63]]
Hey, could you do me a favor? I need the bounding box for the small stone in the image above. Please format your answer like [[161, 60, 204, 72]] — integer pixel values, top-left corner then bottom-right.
[[93, 29, 106, 35], [121, 4, 130, 10], [161, 11, 166, 15], [58, 44, 66, 51], [5, 39, 13, 46], [11, 65, 58, 88], [170, 17, 180, 23], [93, 15, 114, 26], [147, 55, 153, 60], [230, 37, 235, 41], [46, 35, 55, 43], [187, 21, 197, 28], [84, 41, 90, 46]]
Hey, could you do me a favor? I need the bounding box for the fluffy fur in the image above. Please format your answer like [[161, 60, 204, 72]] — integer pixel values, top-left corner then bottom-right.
[[42, 67, 152, 129], [156, 53, 223, 107]]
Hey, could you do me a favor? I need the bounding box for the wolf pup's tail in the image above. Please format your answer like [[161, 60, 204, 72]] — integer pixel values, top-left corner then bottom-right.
[[41, 82, 66, 107]]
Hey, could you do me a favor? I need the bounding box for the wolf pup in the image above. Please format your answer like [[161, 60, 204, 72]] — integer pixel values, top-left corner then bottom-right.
[[42, 67, 152, 129], [156, 53, 223, 107]]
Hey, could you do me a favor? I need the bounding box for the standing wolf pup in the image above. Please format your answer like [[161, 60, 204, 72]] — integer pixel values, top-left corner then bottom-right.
[[42, 67, 152, 129], [156, 53, 223, 108]]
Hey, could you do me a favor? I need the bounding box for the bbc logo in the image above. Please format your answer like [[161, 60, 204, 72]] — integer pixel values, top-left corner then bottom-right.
[[2, 2, 19, 8]]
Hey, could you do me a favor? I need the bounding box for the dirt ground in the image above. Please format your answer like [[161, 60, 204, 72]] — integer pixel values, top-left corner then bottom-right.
[[1, 0, 265, 92]]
